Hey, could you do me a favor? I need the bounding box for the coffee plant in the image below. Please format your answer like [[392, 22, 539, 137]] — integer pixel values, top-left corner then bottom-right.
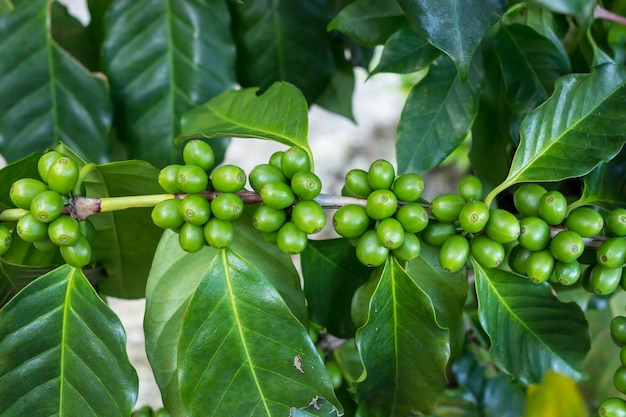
[[1, 0, 626, 416]]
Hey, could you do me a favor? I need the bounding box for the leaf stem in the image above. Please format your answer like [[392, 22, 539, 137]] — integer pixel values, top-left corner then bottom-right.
[[595, 5, 626, 26], [0, 208, 29, 222]]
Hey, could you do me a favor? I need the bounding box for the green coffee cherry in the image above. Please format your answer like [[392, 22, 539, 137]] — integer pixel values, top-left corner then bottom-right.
[[30, 190, 64, 223], [326, 360, 343, 390], [485, 209, 520, 243], [48, 215, 81, 246], [526, 249, 555, 283], [60, 235, 91, 268], [0, 225, 12, 255], [430, 194, 465, 223], [599, 397, 626, 417], [458, 200, 489, 234], [588, 265, 622, 295], [439, 234, 469, 273], [182, 139, 215, 172], [553, 261, 582, 286], [158, 164, 183, 193], [252, 205, 287, 233], [260, 182, 295, 210], [508, 244, 532, 275], [367, 159, 395, 190], [621, 346, 626, 366], [356, 229, 389, 267], [565, 207, 604, 237], [210, 193, 244, 221], [17, 212, 48, 242], [392, 173, 424, 202], [538, 190, 567, 225], [179, 194, 211, 225], [365, 189, 398, 220], [340, 185, 358, 198], [204, 218, 234, 249], [517, 217, 550, 251], [151, 199, 185, 229], [470, 235, 504, 269], [597, 237, 626, 268], [376, 218, 405, 250], [37, 151, 63, 183], [47, 157, 79, 195], [263, 231, 278, 244], [291, 171, 322, 200], [176, 164, 209, 194], [34, 238, 57, 252], [421, 221, 457, 247], [392, 233, 421, 262], [549, 230, 584, 263], [611, 316, 626, 347], [79, 219, 97, 244], [457, 174, 483, 202], [281, 146, 310, 179], [513, 183, 547, 218], [277, 221, 308, 254], [395, 203, 429, 234], [131, 405, 153, 417], [178, 222, 206, 253], [211, 164, 246, 193], [10, 178, 48, 210], [269, 151, 284, 170], [615, 366, 626, 394], [332, 204, 370, 238], [249, 164, 287, 193], [292, 201, 326, 234], [345, 169, 373, 197], [607, 208, 626, 237]]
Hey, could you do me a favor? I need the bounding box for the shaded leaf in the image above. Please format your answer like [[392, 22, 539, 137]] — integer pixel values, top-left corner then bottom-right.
[[527, 0, 595, 26], [472, 259, 590, 385], [422, 388, 480, 417], [397, 55, 484, 174], [371, 26, 440, 75], [315, 43, 356, 122], [0, 152, 40, 210], [522, 371, 588, 417], [572, 145, 626, 211], [50, 1, 99, 71], [86, 0, 114, 54], [0, 264, 138, 416], [0, 0, 111, 163], [396, 0, 506, 80], [102, 0, 236, 167], [355, 257, 449, 416]]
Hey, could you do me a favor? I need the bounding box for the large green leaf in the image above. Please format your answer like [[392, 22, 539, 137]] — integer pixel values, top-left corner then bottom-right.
[[396, 0, 507, 80], [493, 23, 571, 115], [486, 63, 626, 205], [50, 1, 99, 71], [230, 0, 334, 103], [0, 152, 40, 210], [473, 260, 590, 385], [0, 264, 138, 416], [0, 0, 111, 163], [527, 0, 595, 25], [145, 220, 307, 415], [571, 146, 626, 211], [179, 82, 312, 160], [355, 257, 449, 416], [101, 0, 236, 167], [371, 26, 440, 75], [397, 55, 484, 174]]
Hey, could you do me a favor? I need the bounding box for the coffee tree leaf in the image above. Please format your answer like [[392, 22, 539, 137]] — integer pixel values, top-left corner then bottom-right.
[[101, 0, 235, 168], [0, 0, 111, 163], [327, 0, 406, 47], [397, 55, 484, 174], [355, 257, 449, 415], [0, 264, 138, 416], [50, 1, 99, 71], [314, 51, 356, 122], [396, 0, 507, 81], [0, 152, 41, 210], [486, 63, 626, 205], [522, 371, 588, 417], [472, 259, 590, 385], [230, 0, 334, 103], [527, 0, 595, 25], [301, 238, 371, 338], [371, 26, 441, 75], [572, 146, 626, 211], [0, 0, 13, 15]]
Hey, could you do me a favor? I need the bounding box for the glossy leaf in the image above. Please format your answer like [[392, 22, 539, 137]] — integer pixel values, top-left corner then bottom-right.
[[230, 0, 334, 103], [522, 371, 588, 417], [572, 146, 626, 211], [396, 0, 507, 80], [355, 257, 449, 415], [102, 0, 236, 167], [472, 259, 590, 385], [371, 26, 440, 75], [493, 23, 571, 115], [327, 0, 406, 47], [0, 152, 40, 210], [301, 238, 370, 338], [397, 55, 484, 174], [527, 0, 595, 25], [179, 82, 313, 160], [315, 47, 356, 122], [0, 264, 138, 416], [0, 0, 111, 163], [50, 1, 99, 71], [487, 63, 626, 204]]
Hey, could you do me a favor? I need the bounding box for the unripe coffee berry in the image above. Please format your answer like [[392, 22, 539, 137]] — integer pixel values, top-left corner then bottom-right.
[[47, 156, 79, 195], [392, 173, 424, 202], [470, 235, 504, 269], [17, 212, 48, 242], [176, 165, 209, 194], [178, 222, 206, 253], [277, 221, 308, 254], [182, 139, 215, 172], [30, 190, 64, 223], [204, 218, 234, 249], [269, 151, 284, 170], [538, 190, 567, 225], [345, 169, 373, 198], [292, 201, 326, 234], [439, 235, 469, 273], [281, 146, 310, 179], [513, 183, 547, 218], [356, 229, 389, 267], [291, 171, 322, 200], [60, 235, 91, 267], [549, 230, 584, 263], [458, 200, 489, 234], [158, 164, 183, 193], [607, 208, 626, 237], [249, 164, 286, 193], [179, 194, 211, 225], [565, 207, 604, 237], [597, 237, 626, 268], [211, 193, 244, 221], [152, 199, 185, 229], [395, 203, 429, 234], [611, 316, 626, 347], [553, 261, 582, 286], [366, 189, 398, 220], [457, 174, 482, 202], [367, 159, 395, 190], [421, 221, 457, 247], [333, 204, 370, 238], [376, 218, 405, 250], [0, 225, 11, 255], [37, 151, 63, 183], [485, 209, 520, 243], [588, 265, 622, 295], [392, 233, 421, 262], [518, 216, 551, 251], [614, 366, 626, 394], [508, 244, 532, 275], [599, 397, 626, 417], [48, 215, 81, 246], [10, 178, 48, 210], [260, 182, 295, 209], [431, 194, 465, 223], [211, 164, 246, 193], [526, 249, 555, 283], [252, 205, 287, 233]]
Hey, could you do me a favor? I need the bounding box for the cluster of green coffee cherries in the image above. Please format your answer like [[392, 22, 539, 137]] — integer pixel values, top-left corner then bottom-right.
[[601, 316, 626, 416], [2, 152, 95, 268], [152, 140, 325, 254]]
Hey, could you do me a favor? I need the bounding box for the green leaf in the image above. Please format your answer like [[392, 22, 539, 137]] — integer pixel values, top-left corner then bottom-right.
[[396, 0, 507, 80], [493, 23, 571, 115], [0, 264, 138, 416], [486, 63, 626, 205], [86, 0, 114, 53], [0, 152, 41, 210], [179, 82, 312, 160], [314, 47, 356, 122], [396, 55, 484, 174], [371, 26, 440, 75], [527, 0, 595, 26], [301, 238, 370, 338], [50, 1, 99, 71], [230, 0, 334, 103], [472, 259, 590, 385], [0, 0, 13, 15], [522, 371, 588, 417], [572, 146, 626, 211], [0, 0, 111, 163], [327, 0, 406, 47], [84, 160, 164, 299], [101, 0, 236, 167], [355, 257, 449, 415]]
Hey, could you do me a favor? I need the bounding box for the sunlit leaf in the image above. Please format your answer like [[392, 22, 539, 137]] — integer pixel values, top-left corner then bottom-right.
[[371, 26, 440, 75], [522, 371, 588, 417]]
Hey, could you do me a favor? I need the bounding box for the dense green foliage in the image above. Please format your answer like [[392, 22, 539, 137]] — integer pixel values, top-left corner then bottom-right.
[[1, 0, 626, 416]]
